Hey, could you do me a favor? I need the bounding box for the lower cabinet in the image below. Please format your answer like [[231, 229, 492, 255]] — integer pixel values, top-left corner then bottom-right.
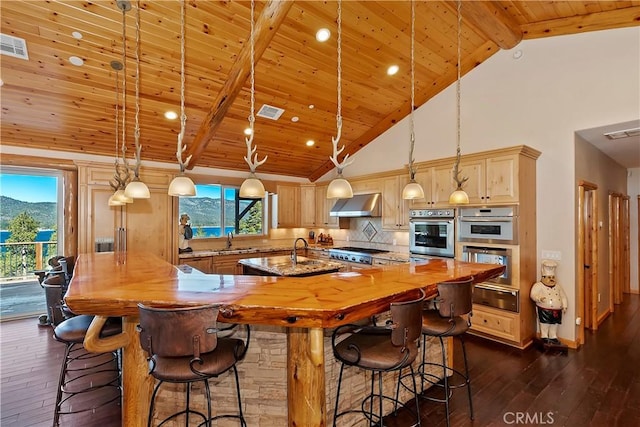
[[470, 305, 519, 343], [182, 257, 213, 274]]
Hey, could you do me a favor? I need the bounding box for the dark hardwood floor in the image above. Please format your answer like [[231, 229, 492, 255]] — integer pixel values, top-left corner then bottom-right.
[[1, 294, 638, 426]]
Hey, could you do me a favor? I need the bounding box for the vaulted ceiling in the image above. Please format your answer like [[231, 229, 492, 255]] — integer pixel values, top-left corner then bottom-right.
[[1, 1, 639, 180]]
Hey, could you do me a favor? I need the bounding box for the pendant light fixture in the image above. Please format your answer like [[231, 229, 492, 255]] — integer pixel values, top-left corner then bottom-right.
[[168, 0, 196, 197], [402, 0, 425, 200], [110, 1, 133, 206], [239, 0, 268, 199], [327, 0, 354, 199], [449, 0, 470, 205], [108, 60, 128, 207], [124, 0, 150, 199]]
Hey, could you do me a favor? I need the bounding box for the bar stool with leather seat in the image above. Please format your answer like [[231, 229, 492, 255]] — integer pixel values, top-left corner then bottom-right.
[[137, 303, 250, 427], [52, 314, 123, 426], [417, 278, 474, 427], [331, 288, 425, 427]]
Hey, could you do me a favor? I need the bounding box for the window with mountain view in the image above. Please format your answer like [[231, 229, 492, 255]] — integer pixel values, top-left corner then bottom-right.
[[178, 184, 264, 238]]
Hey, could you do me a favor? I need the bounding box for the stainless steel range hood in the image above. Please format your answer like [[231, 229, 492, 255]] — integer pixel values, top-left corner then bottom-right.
[[329, 193, 382, 217]]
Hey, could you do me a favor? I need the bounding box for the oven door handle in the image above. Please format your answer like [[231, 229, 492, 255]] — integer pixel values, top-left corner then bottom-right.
[[458, 217, 513, 223]]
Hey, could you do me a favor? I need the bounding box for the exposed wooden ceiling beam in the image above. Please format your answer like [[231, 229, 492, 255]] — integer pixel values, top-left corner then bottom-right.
[[184, 0, 294, 170], [462, 1, 522, 50], [522, 6, 640, 39]]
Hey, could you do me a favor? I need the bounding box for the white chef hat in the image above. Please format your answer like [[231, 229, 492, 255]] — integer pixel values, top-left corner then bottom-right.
[[541, 259, 557, 276]]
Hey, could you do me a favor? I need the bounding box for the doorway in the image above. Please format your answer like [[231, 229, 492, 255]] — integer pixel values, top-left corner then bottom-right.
[[0, 168, 63, 320], [577, 181, 598, 345]]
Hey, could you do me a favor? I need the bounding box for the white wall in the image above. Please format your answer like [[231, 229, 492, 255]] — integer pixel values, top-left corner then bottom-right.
[[629, 168, 640, 293], [331, 27, 640, 342]]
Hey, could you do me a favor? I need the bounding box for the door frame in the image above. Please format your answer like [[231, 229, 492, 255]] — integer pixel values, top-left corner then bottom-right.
[[577, 180, 598, 345]]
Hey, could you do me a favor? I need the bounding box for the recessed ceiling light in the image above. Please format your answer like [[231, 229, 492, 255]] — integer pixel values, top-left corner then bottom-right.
[[316, 28, 331, 42], [291, 116, 299, 122], [308, 104, 314, 109], [71, 31, 83, 40], [244, 128, 253, 136], [306, 140, 315, 147], [164, 111, 178, 120], [387, 65, 399, 75], [512, 50, 523, 60], [69, 56, 83, 66]]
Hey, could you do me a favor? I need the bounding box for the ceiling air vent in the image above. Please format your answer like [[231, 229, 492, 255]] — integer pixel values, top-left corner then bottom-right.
[[604, 127, 640, 140], [256, 104, 285, 121], [1, 33, 29, 60]]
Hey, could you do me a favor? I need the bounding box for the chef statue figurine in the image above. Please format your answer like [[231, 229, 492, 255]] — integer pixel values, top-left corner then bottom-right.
[[178, 213, 193, 253], [530, 260, 568, 348]]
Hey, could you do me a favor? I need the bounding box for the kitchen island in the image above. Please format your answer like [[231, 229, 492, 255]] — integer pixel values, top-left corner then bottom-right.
[[239, 255, 344, 276], [65, 251, 504, 427]]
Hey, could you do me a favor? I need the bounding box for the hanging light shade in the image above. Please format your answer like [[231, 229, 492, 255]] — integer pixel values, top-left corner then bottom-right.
[[113, 188, 133, 204], [402, 0, 425, 201], [239, 173, 266, 198], [239, 0, 268, 199], [124, 179, 150, 199], [327, 174, 353, 199], [448, 0, 469, 205], [327, 0, 354, 199], [108, 194, 126, 206], [168, 175, 196, 197]]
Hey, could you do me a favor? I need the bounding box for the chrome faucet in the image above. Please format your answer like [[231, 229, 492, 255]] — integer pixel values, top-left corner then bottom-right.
[[291, 237, 308, 266], [226, 232, 233, 249]]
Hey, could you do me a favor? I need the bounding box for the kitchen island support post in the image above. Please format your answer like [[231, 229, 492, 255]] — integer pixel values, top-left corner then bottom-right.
[[122, 316, 154, 426], [287, 327, 326, 426]]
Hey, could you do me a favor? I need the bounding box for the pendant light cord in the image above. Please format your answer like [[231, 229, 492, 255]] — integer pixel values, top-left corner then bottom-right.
[[120, 5, 128, 165], [336, 0, 342, 135], [131, 0, 142, 178], [248, 0, 255, 132], [408, 0, 416, 180], [456, 0, 462, 163]]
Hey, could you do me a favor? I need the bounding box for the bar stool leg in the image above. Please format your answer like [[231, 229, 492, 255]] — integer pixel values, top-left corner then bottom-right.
[[460, 337, 473, 420]]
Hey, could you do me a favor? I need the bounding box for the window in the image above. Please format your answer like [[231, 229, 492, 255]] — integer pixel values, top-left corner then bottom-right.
[[178, 184, 265, 238]]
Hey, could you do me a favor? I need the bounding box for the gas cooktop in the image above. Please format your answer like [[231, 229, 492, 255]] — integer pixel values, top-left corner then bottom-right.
[[328, 247, 390, 264]]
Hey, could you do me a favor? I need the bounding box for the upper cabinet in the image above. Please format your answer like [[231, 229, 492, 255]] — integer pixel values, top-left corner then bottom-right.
[[299, 184, 316, 228], [460, 147, 539, 205], [382, 176, 410, 230], [315, 185, 339, 228], [275, 184, 300, 228], [411, 164, 456, 208]]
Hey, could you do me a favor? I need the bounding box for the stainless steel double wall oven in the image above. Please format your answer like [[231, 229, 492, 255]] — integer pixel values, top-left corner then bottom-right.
[[458, 206, 519, 313], [409, 209, 455, 258]]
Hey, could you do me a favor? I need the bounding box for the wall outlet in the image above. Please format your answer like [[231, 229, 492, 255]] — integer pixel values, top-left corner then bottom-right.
[[346, 236, 349, 242], [598, 293, 601, 303], [541, 250, 561, 261], [392, 239, 397, 246]]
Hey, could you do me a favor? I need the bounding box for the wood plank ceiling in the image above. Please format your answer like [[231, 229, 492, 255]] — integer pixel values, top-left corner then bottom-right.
[[1, 1, 639, 180]]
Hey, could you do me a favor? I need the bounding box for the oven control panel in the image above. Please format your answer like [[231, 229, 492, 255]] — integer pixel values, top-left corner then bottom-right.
[[410, 209, 454, 218]]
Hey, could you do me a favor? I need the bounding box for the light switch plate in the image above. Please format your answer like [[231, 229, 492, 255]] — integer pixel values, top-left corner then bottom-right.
[[541, 250, 561, 261]]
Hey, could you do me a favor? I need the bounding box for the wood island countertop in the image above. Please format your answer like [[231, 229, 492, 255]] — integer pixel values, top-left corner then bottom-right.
[[65, 251, 504, 427], [65, 251, 504, 329]]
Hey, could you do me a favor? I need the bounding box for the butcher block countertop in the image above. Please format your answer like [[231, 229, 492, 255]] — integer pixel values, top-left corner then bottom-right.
[[238, 255, 344, 276], [65, 251, 504, 329]]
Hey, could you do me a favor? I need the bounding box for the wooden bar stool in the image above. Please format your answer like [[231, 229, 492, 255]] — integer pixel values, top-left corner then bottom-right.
[[418, 278, 474, 427], [137, 303, 250, 427], [331, 288, 425, 427]]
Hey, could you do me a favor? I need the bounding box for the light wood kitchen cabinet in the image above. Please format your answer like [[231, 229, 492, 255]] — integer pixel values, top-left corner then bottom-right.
[[182, 256, 213, 274], [382, 176, 410, 230], [350, 178, 381, 195], [299, 184, 316, 228], [411, 164, 456, 208], [471, 305, 519, 343], [77, 162, 174, 262], [315, 185, 339, 228], [275, 184, 300, 228], [459, 153, 519, 205], [212, 254, 243, 275]]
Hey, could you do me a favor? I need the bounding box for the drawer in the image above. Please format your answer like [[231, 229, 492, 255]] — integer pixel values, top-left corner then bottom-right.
[[471, 306, 518, 342]]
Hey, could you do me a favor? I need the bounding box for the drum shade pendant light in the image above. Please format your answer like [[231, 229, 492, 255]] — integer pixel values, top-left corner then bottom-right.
[[402, 0, 425, 200], [449, 0, 469, 205], [239, 0, 268, 199], [327, 0, 354, 199], [124, 0, 150, 199], [168, 0, 196, 197]]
